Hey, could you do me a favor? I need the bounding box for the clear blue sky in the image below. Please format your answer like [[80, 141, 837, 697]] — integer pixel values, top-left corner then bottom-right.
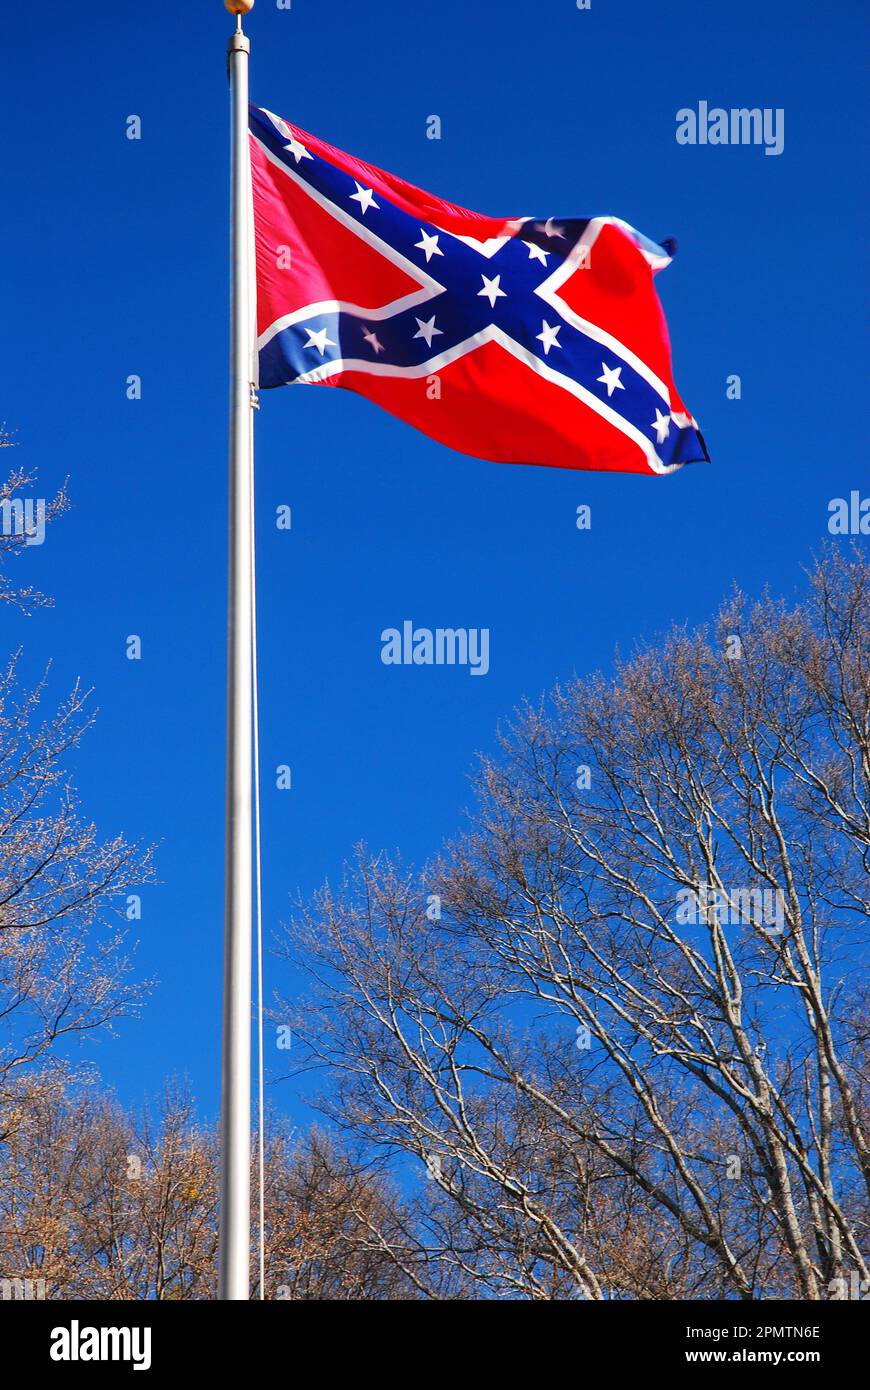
[[1, 0, 866, 1127]]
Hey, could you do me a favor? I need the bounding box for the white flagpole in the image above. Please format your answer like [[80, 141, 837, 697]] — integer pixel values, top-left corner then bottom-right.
[[220, 0, 256, 1302]]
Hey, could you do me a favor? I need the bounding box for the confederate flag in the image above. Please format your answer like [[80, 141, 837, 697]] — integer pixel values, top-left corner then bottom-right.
[[250, 106, 708, 476]]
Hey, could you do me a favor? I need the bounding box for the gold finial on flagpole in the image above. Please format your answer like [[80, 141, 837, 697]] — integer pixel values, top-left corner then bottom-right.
[[225, 0, 255, 14]]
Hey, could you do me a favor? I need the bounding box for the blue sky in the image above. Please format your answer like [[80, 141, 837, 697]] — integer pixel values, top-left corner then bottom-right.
[[1, 0, 866, 1127]]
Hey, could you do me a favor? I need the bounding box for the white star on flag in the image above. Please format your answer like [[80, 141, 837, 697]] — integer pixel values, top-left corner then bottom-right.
[[527, 243, 550, 265], [414, 229, 444, 262], [597, 362, 625, 397], [414, 315, 443, 348], [478, 274, 507, 308], [350, 182, 379, 214], [362, 327, 385, 354], [536, 320, 562, 355], [283, 135, 313, 165], [651, 408, 671, 443], [303, 326, 336, 356]]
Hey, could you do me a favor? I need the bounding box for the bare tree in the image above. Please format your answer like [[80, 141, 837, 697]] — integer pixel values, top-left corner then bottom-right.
[[0, 1075, 419, 1300], [0, 427, 68, 611], [264, 1128, 423, 1300], [0, 656, 154, 1111], [280, 548, 870, 1300], [0, 1076, 216, 1299]]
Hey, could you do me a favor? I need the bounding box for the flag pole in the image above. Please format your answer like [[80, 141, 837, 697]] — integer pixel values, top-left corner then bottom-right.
[[220, 0, 256, 1302]]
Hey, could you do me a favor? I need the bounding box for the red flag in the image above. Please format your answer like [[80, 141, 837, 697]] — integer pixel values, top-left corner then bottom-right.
[[251, 106, 708, 475]]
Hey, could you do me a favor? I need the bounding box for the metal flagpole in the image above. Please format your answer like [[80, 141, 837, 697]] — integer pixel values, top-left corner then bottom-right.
[[220, 0, 256, 1302]]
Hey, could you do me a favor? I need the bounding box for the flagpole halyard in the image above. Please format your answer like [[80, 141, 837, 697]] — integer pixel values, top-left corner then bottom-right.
[[220, 0, 255, 1302]]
